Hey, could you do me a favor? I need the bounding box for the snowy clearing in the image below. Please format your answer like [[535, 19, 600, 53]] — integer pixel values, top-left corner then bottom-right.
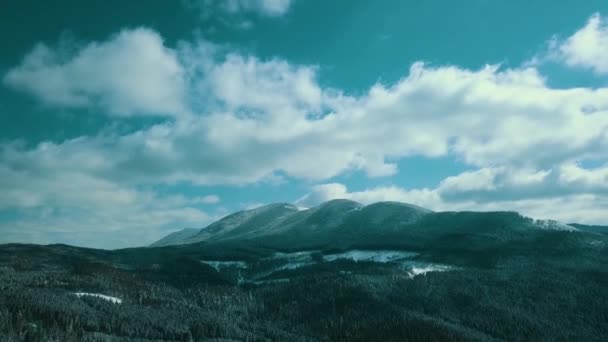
[[201, 260, 248, 271], [323, 250, 418, 263], [74, 292, 122, 304]]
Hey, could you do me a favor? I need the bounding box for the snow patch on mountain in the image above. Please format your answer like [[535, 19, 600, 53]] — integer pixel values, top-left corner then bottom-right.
[[406, 264, 453, 278], [74, 292, 122, 304], [323, 250, 418, 263], [201, 260, 248, 271], [270, 250, 319, 259], [534, 220, 578, 231], [150, 228, 199, 247], [274, 261, 314, 271]]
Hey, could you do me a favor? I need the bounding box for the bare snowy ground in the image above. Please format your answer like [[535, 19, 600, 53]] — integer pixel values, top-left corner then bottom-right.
[[534, 219, 578, 231], [323, 250, 419, 262], [201, 249, 457, 282], [201, 260, 248, 271], [401, 263, 455, 278], [74, 292, 122, 304]]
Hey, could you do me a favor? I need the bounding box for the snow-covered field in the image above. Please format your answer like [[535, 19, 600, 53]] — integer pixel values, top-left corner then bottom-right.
[[274, 261, 318, 271], [268, 249, 419, 263], [74, 292, 122, 304], [398, 262, 456, 278], [323, 250, 418, 263], [201, 260, 248, 271], [200, 250, 457, 281], [270, 250, 320, 260], [534, 219, 578, 231]]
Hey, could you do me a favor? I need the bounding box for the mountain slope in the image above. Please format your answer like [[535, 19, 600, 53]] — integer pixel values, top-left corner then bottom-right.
[[569, 223, 608, 234], [151, 200, 577, 250], [2, 204, 606, 342], [183, 203, 300, 244], [150, 228, 199, 247]]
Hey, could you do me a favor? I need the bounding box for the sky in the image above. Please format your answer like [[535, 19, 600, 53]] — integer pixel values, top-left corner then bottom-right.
[[1, 0, 608, 249]]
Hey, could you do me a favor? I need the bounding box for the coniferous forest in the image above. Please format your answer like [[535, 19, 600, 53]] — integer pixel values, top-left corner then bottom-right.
[[1, 210, 607, 341], [4, 2, 608, 341]]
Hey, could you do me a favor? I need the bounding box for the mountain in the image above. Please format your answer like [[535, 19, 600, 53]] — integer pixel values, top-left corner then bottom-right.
[[150, 228, 199, 247], [149, 200, 360, 247], [190, 202, 301, 243], [151, 199, 575, 250], [569, 223, 608, 234], [2, 202, 607, 341]]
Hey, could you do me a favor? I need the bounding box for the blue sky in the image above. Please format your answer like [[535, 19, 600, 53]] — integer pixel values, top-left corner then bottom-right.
[[1, 0, 608, 248]]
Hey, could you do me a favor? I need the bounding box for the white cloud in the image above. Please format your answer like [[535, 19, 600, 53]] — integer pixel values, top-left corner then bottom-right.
[[559, 162, 608, 188], [185, 57, 608, 182], [529, 13, 608, 75], [296, 183, 441, 210], [0, 168, 213, 248], [439, 168, 498, 193], [198, 194, 221, 204], [0, 141, 219, 248], [209, 54, 322, 116], [259, 0, 292, 16], [4, 20, 608, 247], [3, 28, 185, 116], [6, 44, 608, 187], [9, 29, 608, 186], [223, 0, 292, 17], [295, 183, 349, 207], [183, 0, 292, 27], [297, 181, 608, 224], [557, 13, 608, 74]]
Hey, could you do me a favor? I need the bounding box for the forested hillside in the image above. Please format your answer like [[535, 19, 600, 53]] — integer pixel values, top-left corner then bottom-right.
[[1, 212, 607, 341]]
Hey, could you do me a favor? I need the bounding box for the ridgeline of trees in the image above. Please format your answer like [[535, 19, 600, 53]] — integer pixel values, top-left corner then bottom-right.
[[0, 224, 606, 341], [0, 248, 607, 341]]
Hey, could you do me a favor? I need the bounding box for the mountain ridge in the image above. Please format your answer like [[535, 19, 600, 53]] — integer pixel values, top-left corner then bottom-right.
[[151, 200, 577, 248]]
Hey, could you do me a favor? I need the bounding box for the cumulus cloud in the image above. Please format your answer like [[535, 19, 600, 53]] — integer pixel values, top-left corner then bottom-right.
[[3, 28, 185, 116], [556, 13, 608, 74], [9, 28, 608, 186], [198, 194, 221, 204], [221, 0, 292, 17], [183, 0, 292, 29], [0, 140, 219, 248], [529, 13, 608, 75], [4, 18, 608, 247], [187, 59, 608, 182], [0, 161, 214, 248], [296, 183, 440, 210], [559, 162, 608, 188], [436, 164, 608, 204], [297, 180, 608, 224], [6, 43, 608, 185], [209, 54, 322, 115]]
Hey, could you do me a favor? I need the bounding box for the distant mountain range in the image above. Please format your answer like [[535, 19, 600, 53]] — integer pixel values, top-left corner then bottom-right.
[[151, 199, 579, 249], [2, 199, 607, 341]]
